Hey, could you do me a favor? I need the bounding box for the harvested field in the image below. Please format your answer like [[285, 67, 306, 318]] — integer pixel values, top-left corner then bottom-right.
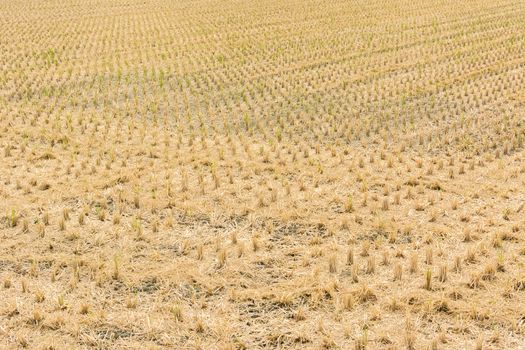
[[1, 0, 525, 348]]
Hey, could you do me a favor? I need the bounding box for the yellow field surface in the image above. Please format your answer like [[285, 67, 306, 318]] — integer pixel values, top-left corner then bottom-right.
[[1, 0, 525, 348]]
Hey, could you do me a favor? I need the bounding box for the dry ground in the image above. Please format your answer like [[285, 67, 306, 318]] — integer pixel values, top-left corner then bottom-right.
[[1, 0, 525, 349]]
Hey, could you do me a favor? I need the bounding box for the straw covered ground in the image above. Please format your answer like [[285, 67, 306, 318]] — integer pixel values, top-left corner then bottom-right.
[[1, 0, 525, 348]]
